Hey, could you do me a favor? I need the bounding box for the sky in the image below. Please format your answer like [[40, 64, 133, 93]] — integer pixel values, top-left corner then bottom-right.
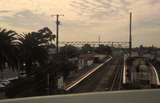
[[0, 0, 160, 47]]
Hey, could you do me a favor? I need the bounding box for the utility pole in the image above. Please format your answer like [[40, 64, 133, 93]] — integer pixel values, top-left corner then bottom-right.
[[129, 12, 132, 56], [111, 42, 114, 48], [49, 14, 63, 94], [51, 14, 64, 54], [98, 35, 101, 47]]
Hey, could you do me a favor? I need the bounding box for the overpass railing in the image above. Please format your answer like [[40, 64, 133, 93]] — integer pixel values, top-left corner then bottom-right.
[[0, 89, 160, 103]]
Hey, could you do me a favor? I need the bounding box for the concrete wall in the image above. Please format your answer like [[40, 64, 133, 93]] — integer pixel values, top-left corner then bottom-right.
[[0, 89, 160, 103]]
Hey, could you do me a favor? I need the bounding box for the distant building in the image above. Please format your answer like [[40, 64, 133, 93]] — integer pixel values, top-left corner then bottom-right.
[[94, 54, 106, 63], [68, 57, 78, 64], [78, 54, 95, 70], [132, 51, 138, 57]]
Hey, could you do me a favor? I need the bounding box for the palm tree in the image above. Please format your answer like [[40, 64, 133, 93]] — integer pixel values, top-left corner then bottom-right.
[[13, 27, 55, 95], [0, 28, 18, 72], [2, 27, 55, 96], [17, 27, 55, 76]]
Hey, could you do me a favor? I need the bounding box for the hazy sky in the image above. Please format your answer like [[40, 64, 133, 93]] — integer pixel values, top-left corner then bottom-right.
[[0, 0, 160, 47]]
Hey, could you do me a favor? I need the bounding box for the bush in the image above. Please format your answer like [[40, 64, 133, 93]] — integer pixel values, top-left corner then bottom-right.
[[5, 78, 35, 98]]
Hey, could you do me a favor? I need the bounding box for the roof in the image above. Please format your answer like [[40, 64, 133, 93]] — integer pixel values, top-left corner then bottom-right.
[[79, 54, 95, 60]]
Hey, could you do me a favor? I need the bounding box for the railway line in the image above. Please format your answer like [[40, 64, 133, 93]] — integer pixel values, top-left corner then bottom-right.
[[64, 56, 160, 94], [66, 57, 123, 93], [110, 59, 123, 91]]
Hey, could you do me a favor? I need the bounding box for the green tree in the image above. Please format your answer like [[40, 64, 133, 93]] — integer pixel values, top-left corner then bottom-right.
[[81, 44, 93, 54], [47, 55, 76, 94], [2, 27, 56, 97], [0, 28, 18, 71], [95, 45, 112, 55], [17, 27, 55, 76], [60, 45, 79, 58], [13, 27, 56, 95]]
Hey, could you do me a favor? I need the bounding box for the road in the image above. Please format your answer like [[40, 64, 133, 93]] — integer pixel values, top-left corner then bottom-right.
[[67, 57, 123, 93]]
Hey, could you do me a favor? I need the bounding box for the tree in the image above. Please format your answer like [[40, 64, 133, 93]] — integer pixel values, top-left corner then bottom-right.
[[0, 27, 56, 96], [95, 45, 112, 55], [13, 27, 56, 95], [47, 55, 76, 94], [0, 28, 18, 71], [60, 45, 79, 58], [17, 27, 55, 76], [81, 44, 93, 54]]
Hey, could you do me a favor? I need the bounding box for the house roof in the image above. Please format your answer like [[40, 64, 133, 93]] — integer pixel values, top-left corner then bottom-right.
[[79, 54, 95, 60]]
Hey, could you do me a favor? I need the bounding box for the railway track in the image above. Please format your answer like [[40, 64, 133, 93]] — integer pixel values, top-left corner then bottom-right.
[[65, 57, 112, 91], [110, 58, 123, 91], [67, 57, 120, 93]]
